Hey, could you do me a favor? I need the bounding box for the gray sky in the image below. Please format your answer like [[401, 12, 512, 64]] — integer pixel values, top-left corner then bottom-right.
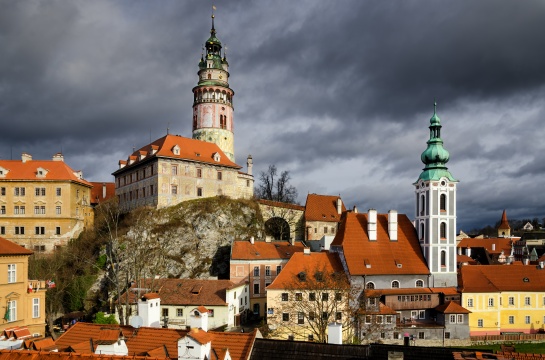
[[2, 0, 545, 231]]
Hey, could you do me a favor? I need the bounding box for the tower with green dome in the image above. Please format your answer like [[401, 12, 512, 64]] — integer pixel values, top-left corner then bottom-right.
[[192, 13, 235, 162], [414, 102, 458, 288]]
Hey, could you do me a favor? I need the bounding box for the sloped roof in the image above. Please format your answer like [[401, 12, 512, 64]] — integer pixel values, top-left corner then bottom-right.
[[257, 199, 305, 211], [459, 265, 545, 293], [498, 210, 511, 230], [304, 194, 345, 222], [249, 338, 370, 360], [113, 134, 241, 175], [27, 337, 57, 351], [0, 237, 33, 256], [120, 278, 236, 306], [435, 301, 471, 314], [209, 330, 259, 360], [457, 254, 478, 265], [0, 350, 163, 360], [231, 240, 305, 260], [457, 238, 513, 255], [0, 159, 91, 187], [90, 182, 116, 205], [187, 328, 213, 345], [330, 212, 429, 276], [267, 252, 348, 290]]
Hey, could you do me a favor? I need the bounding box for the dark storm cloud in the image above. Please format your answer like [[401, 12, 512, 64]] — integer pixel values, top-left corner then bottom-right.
[[1, 0, 545, 230]]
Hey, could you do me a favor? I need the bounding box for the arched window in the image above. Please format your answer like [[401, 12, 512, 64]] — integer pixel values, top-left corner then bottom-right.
[[440, 194, 446, 211], [420, 195, 425, 215], [441, 250, 446, 267], [207, 73, 211, 79], [440, 222, 447, 239], [415, 280, 424, 288], [420, 222, 425, 240], [391, 280, 400, 289], [365, 282, 375, 289]]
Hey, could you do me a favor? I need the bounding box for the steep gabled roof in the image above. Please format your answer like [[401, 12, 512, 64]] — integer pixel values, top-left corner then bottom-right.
[[209, 330, 259, 360], [457, 238, 513, 255], [459, 265, 545, 293], [498, 210, 511, 230], [0, 159, 91, 187], [113, 134, 241, 175], [330, 212, 429, 276], [231, 240, 305, 260], [435, 301, 471, 314], [0, 237, 33, 256], [90, 182, 116, 205], [304, 194, 345, 222]]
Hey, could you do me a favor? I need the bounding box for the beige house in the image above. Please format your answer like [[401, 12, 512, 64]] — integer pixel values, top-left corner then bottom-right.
[[0, 153, 93, 252], [0, 237, 46, 336], [304, 194, 345, 241], [113, 135, 253, 211]]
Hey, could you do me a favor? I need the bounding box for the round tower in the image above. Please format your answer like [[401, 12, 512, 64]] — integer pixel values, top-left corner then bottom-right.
[[414, 101, 458, 288], [192, 13, 235, 162]]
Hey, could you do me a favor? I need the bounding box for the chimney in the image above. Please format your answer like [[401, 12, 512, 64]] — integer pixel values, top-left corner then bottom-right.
[[466, 247, 471, 257], [539, 261, 544, 269], [388, 210, 398, 241], [250, 236, 254, 245], [52, 153, 64, 162], [246, 155, 253, 175], [353, 205, 358, 214], [190, 306, 209, 332], [328, 322, 342, 345], [368, 209, 377, 241], [524, 258, 530, 265], [491, 243, 496, 251], [137, 293, 161, 328], [337, 198, 342, 215], [457, 247, 462, 256], [102, 183, 107, 199], [304, 248, 310, 255], [290, 237, 295, 246], [21, 153, 32, 163]]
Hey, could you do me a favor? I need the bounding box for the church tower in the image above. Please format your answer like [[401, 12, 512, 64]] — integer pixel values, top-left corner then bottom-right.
[[498, 210, 511, 238], [414, 102, 458, 288], [192, 13, 235, 162]]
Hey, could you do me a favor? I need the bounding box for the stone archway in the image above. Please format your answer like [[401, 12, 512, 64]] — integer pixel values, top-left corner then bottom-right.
[[264, 217, 290, 240]]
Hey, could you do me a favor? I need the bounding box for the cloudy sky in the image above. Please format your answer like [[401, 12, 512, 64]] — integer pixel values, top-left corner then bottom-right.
[[2, 0, 545, 231]]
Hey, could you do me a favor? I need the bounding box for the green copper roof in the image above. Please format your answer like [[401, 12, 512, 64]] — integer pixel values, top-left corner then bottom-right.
[[416, 101, 457, 182]]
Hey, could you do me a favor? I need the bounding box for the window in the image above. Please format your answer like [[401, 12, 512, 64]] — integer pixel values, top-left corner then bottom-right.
[[324, 227, 328, 234], [445, 332, 451, 339], [208, 309, 215, 317], [267, 308, 273, 315], [253, 266, 259, 276], [41, 206, 45, 214], [276, 265, 282, 275], [418, 332, 425, 339], [415, 280, 424, 288], [0, 226, 4, 235], [365, 315, 372, 324], [488, 298, 494, 307], [450, 314, 456, 323], [281, 293, 288, 301], [376, 315, 383, 324], [8, 264, 16, 283], [282, 313, 289, 322], [525, 315, 531, 324], [440, 194, 446, 211], [15, 226, 24, 235], [335, 312, 342, 321], [322, 293, 329, 301], [441, 250, 446, 267], [309, 292, 316, 301], [0, 187, 4, 196], [467, 298, 473, 307], [76, 189, 80, 198], [295, 293, 302, 301], [298, 312, 304, 324], [420, 222, 424, 240], [419, 310, 425, 319], [56, 188, 61, 196], [162, 308, 169, 317], [265, 266, 271, 276], [171, 185, 178, 195], [217, 171, 222, 180], [35, 187, 46, 196], [197, 168, 202, 178], [35, 227, 45, 235], [197, 187, 203, 197], [33, 298, 40, 318], [34, 245, 45, 252], [478, 319, 483, 327], [391, 280, 399, 288], [322, 312, 328, 320], [525, 297, 531, 306], [6, 300, 16, 322], [253, 283, 259, 295], [177, 308, 183, 317], [386, 315, 392, 324], [509, 316, 514, 324], [440, 222, 447, 238], [56, 227, 61, 235], [335, 292, 342, 301], [308, 311, 315, 321], [308, 334, 314, 341], [56, 206, 61, 215], [366, 282, 375, 289], [369, 298, 376, 306], [457, 314, 463, 323], [171, 165, 178, 175], [0, 205, 5, 214], [509, 297, 515, 306]]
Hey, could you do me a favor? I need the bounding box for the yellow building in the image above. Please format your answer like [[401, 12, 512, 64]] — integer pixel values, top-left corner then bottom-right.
[[0, 153, 93, 252], [0, 237, 46, 336], [460, 264, 545, 335]]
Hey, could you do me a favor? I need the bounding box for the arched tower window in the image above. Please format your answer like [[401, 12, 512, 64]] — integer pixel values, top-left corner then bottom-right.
[[391, 280, 400, 289], [440, 194, 446, 211], [220, 115, 226, 129], [420, 222, 425, 240], [365, 282, 375, 289], [207, 73, 211, 79], [441, 250, 446, 267], [420, 195, 425, 216], [440, 222, 447, 239]]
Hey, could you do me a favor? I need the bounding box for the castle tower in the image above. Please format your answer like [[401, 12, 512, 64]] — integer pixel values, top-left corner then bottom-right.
[[414, 102, 458, 288], [498, 210, 511, 238], [192, 13, 236, 162]]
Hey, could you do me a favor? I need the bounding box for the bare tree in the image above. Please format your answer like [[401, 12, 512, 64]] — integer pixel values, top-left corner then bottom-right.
[[256, 165, 298, 204]]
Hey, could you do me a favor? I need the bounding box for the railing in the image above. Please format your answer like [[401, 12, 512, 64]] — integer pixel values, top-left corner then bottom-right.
[[471, 333, 545, 342]]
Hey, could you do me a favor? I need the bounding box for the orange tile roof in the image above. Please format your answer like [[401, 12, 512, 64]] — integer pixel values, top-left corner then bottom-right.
[[0, 237, 33, 256], [435, 301, 471, 314], [457, 254, 478, 264], [358, 302, 398, 315], [457, 237, 513, 254], [187, 328, 212, 345], [209, 329, 258, 360], [0, 159, 91, 187], [121, 278, 237, 306], [3, 326, 33, 339], [231, 240, 305, 260], [304, 194, 345, 222], [27, 337, 56, 351], [113, 134, 241, 175], [90, 182, 116, 205], [0, 350, 164, 360], [267, 252, 348, 290], [257, 199, 305, 211], [498, 210, 511, 230], [330, 212, 430, 276], [97, 329, 120, 344], [460, 265, 545, 292]]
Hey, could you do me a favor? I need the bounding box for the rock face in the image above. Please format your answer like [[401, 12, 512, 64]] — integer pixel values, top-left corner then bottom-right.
[[124, 196, 263, 280]]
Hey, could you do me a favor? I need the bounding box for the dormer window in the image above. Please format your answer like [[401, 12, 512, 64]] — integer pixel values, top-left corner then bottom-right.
[[0, 167, 8, 177], [213, 152, 221, 162], [36, 167, 48, 178], [172, 145, 180, 156]]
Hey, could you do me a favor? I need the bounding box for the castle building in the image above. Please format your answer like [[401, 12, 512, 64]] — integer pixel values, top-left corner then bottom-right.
[[0, 153, 93, 252], [414, 102, 458, 288], [113, 15, 253, 211]]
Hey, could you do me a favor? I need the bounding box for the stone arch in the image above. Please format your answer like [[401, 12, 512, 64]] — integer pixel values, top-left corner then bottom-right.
[[264, 217, 290, 241]]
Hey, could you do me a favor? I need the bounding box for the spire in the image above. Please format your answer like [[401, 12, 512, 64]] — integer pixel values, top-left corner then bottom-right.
[[499, 210, 511, 230], [211, 5, 216, 37]]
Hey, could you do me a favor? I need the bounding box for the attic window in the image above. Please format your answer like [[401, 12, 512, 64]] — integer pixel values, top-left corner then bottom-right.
[[364, 259, 371, 268], [523, 277, 530, 282], [36, 167, 48, 178], [298, 272, 306, 281], [195, 153, 201, 157], [315, 272, 324, 281], [172, 145, 180, 156], [395, 260, 402, 268], [191, 285, 202, 294], [213, 152, 221, 162]]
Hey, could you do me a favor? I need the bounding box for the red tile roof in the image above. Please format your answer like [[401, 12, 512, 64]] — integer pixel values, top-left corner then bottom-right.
[[0, 350, 163, 360], [498, 210, 511, 230], [364, 287, 458, 297], [0, 159, 91, 187], [267, 252, 348, 290], [330, 212, 429, 276], [257, 199, 305, 211], [90, 182, 116, 205], [209, 329, 259, 360], [231, 240, 305, 260], [457, 237, 513, 255], [304, 194, 345, 222], [457, 254, 478, 264], [113, 135, 241, 175], [0, 237, 33, 256], [435, 301, 471, 314], [459, 265, 545, 292], [187, 328, 212, 345]]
